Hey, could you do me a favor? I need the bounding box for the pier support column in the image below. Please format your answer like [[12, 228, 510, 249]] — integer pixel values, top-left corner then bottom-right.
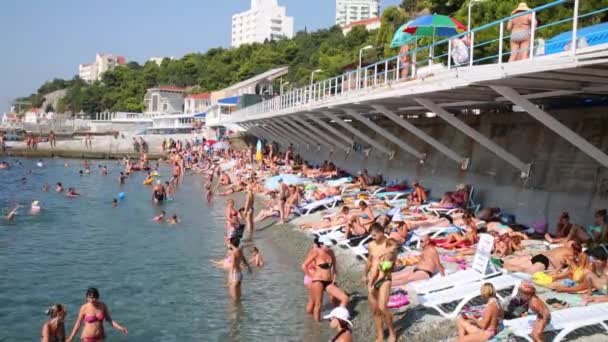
[[343, 108, 425, 162], [278, 117, 335, 152], [292, 116, 351, 153], [262, 122, 305, 149], [492, 85, 608, 169], [372, 105, 469, 169], [243, 123, 287, 146], [415, 98, 531, 177], [306, 114, 354, 148], [269, 120, 312, 150], [321, 111, 394, 158]]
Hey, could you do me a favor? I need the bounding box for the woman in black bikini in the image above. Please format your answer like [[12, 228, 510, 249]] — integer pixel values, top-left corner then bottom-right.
[[301, 238, 349, 322]]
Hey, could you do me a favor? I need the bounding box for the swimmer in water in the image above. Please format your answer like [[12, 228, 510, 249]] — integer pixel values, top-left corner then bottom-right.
[[67, 188, 80, 197], [41, 304, 66, 342], [31, 201, 41, 214], [112, 199, 118, 207], [249, 247, 265, 268], [6, 206, 19, 223], [167, 214, 180, 225], [153, 211, 166, 222], [119, 172, 127, 185], [152, 181, 166, 204], [205, 183, 213, 203], [56, 182, 64, 192], [79, 170, 84, 176], [42, 183, 50, 192], [0, 161, 9, 169], [101, 166, 108, 175], [64, 163, 69, 167]]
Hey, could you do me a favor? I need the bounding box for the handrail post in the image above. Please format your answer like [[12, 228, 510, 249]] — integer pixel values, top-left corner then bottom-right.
[[448, 39, 452, 69], [530, 11, 536, 60], [364, 68, 368, 89], [395, 55, 400, 81], [384, 60, 388, 84], [374, 64, 378, 86], [469, 31, 475, 67], [498, 22, 504, 65], [571, 0, 580, 55]]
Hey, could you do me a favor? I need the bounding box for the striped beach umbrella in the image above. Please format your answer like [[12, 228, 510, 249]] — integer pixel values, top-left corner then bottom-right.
[[403, 14, 466, 39], [390, 24, 416, 48]]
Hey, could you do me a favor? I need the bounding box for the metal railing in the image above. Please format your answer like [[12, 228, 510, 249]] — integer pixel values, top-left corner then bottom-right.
[[212, 0, 607, 124]]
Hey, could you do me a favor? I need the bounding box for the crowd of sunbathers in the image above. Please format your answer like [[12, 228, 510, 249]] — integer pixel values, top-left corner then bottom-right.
[[198, 140, 608, 342]]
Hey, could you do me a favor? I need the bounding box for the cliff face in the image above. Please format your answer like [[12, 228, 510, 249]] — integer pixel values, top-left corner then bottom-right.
[[41, 89, 67, 112], [274, 105, 608, 228]]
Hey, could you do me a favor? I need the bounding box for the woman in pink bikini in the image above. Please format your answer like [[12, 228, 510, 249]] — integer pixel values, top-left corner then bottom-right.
[[66, 288, 127, 342]]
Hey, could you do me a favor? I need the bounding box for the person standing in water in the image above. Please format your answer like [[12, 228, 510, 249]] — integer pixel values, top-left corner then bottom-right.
[[66, 287, 128, 342], [244, 184, 255, 240], [152, 181, 166, 204], [41, 304, 66, 342], [366, 223, 399, 342], [249, 247, 264, 268], [226, 237, 251, 302], [56, 182, 64, 192]]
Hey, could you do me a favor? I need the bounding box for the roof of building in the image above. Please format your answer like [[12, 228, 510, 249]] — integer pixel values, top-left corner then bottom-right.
[[342, 17, 381, 29], [156, 85, 186, 92], [117, 56, 126, 65], [223, 66, 289, 92], [187, 92, 211, 100]]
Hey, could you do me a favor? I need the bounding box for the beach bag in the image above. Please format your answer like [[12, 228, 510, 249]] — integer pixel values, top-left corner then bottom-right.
[[530, 220, 548, 234]]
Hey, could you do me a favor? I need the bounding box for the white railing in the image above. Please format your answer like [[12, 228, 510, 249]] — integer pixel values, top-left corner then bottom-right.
[[208, 0, 608, 126]]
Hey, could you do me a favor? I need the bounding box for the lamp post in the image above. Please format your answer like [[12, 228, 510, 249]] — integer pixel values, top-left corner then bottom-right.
[[309, 69, 323, 101], [358, 45, 374, 88], [467, 0, 486, 31]]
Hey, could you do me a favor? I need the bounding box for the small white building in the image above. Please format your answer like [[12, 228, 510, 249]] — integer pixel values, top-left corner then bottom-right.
[[23, 108, 43, 124], [79, 53, 126, 82], [342, 17, 381, 35], [143, 86, 186, 116], [231, 0, 294, 48], [336, 0, 379, 27], [148, 56, 174, 66], [184, 93, 211, 114]]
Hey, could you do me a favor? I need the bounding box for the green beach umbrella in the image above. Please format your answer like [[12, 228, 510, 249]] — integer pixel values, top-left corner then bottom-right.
[[390, 23, 416, 49]]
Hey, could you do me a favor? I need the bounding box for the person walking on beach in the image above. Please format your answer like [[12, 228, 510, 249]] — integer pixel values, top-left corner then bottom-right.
[[66, 287, 128, 342], [41, 304, 66, 342], [48, 130, 56, 149], [366, 223, 398, 342], [278, 179, 289, 225], [302, 237, 349, 322], [244, 184, 255, 240]]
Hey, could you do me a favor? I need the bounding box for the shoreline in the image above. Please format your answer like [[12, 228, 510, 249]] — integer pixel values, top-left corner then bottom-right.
[[0, 148, 164, 160]]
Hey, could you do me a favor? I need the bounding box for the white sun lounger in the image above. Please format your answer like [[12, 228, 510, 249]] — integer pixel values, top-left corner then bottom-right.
[[308, 225, 343, 237], [408, 234, 501, 295], [418, 274, 521, 318], [294, 196, 342, 216], [375, 190, 412, 202], [503, 303, 608, 342]]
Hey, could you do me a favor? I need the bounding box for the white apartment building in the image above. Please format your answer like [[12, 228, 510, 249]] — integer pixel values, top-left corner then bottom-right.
[[231, 0, 294, 48], [336, 0, 380, 27], [143, 86, 185, 115], [79, 53, 126, 82]]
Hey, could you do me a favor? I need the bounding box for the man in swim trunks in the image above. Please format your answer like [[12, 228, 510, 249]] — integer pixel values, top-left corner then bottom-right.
[[505, 240, 581, 274], [366, 223, 398, 342], [391, 235, 445, 287], [152, 181, 166, 204]]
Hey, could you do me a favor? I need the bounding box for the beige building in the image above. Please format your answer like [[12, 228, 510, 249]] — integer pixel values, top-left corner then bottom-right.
[[184, 93, 211, 114], [79, 53, 126, 82]]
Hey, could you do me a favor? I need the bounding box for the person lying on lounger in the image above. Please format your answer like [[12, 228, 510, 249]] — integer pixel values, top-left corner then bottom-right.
[[219, 181, 248, 196], [299, 206, 350, 231], [343, 201, 376, 238], [391, 235, 445, 287], [388, 214, 409, 245], [407, 182, 427, 206], [504, 240, 582, 274], [435, 211, 478, 249], [429, 184, 469, 209], [546, 252, 591, 293]]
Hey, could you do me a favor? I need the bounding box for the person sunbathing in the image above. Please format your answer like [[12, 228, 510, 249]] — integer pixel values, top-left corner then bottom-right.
[[391, 235, 445, 286], [493, 234, 524, 257], [388, 214, 409, 245], [547, 252, 591, 293], [435, 212, 478, 249], [504, 240, 582, 274], [565, 209, 608, 245], [455, 283, 503, 342], [545, 212, 578, 244], [219, 181, 247, 196], [407, 182, 427, 206], [254, 194, 281, 222], [343, 201, 375, 238], [580, 255, 608, 305], [431, 184, 469, 209], [300, 206, 350, 231]]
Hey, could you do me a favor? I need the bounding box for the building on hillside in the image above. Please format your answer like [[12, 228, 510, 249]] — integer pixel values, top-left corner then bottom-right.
[[1, 113, 20, 125], [210, 66, 288, 104], [23, 108, 48, 124], [342, 16, 381, 35], [336, 0, 380, 27], [79, 53, 126, 82], [184, 93, 211, 114], [143, 86, 186, 116], [148, 56, 175, 66], [231, 0, 294, 48]]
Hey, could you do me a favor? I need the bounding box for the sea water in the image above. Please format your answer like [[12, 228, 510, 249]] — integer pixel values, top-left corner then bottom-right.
[[0, 158, 330, 341]]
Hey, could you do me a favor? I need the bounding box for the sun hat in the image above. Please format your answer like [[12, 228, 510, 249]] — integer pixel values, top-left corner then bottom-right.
[[456, 183, 466, 190], [512, 2, 531, 14], [323, 307, 352, 327]]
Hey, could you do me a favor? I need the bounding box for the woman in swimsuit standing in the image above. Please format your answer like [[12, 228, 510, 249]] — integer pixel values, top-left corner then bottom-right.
[[456, 283, 503, 342], [225, 199, 241, 239], [66, 288, 127, 342], [41, 304, 66, 342], [508, 3, 535, 62], [226, 237, 251, 302], [301, 238, 349, 322], [324, 307, 353, 342]]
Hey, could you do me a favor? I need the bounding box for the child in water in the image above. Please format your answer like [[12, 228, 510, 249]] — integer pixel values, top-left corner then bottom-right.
[[167, 214, 180, 225], [206, 183, 213, 203], [153, 211, 166, 222], [249, 247, 265, 268], [112, 198, 118, 207]]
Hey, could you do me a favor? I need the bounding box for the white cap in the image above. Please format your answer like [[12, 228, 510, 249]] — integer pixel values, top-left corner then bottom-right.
[[323, 307, 352, 327]]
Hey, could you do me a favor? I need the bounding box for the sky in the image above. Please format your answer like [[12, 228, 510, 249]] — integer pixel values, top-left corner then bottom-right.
[[0, 0, 401, 112]]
